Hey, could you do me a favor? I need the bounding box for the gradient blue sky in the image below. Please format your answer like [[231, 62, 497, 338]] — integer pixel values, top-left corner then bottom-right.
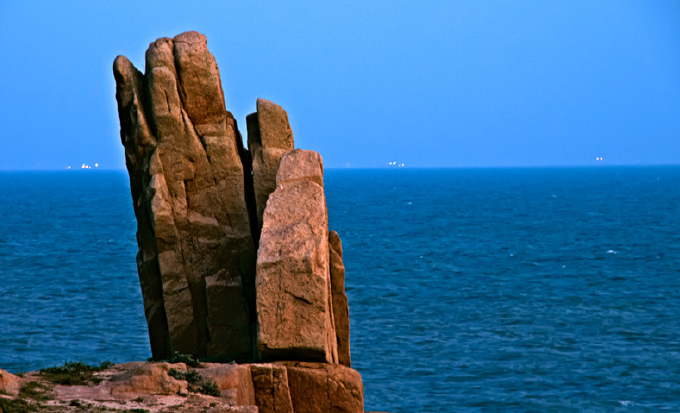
[[1, 1, 678, 170]]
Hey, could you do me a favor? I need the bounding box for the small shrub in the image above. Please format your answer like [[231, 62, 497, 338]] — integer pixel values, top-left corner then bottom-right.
[[198, 379, 220, 397], [167, 368, 202, 384], [167, 368, 185, 381], [184, 370, 202, 384], [99, 361, 115, 370], [69, 399, 82, 407]]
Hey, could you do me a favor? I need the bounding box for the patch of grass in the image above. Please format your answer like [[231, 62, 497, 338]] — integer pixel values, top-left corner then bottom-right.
[[39, 362, 108, 385], [0, 397, 36, 413], [18, 382, 53, 401]]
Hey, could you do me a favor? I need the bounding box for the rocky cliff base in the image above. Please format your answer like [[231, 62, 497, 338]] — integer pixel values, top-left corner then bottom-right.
[[0, 361, 371, 413]]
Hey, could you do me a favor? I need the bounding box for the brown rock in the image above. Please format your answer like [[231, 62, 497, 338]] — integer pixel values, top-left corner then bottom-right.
[[199, 363, 255, 406], [255, 149, 338, 363], [0, 369, 20, 396], [249, 364, 294, 413], [276, 149, 324, 187], [247, 98, 295, 231], [280, 361, 364, 413], [108, 362, 187, 397], [329, 230, 351, 367], [114, 31, 257, 361], [23, 362, 260, 412]]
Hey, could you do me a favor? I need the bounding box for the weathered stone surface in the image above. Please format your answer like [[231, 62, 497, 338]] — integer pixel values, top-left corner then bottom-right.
[[247, 98, 295, 231], [107, 362, 187, 397], [255, 149, 338, 363], [0, 369, 20, 396], [200, 363, 255, 406], [249, 364, 294, 413], [275, 149, 323, 187], [114, 31, 257, 361], [280, 362, 364, 413], [329, 230, 351, 367]]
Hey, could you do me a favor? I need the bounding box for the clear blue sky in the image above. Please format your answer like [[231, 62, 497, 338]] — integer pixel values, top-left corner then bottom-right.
[[1, 1, 678, 170]]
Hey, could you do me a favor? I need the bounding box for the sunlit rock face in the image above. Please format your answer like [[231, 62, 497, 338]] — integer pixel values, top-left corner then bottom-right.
[[113, 31, 352, 369], [255, 150, 337, 363]]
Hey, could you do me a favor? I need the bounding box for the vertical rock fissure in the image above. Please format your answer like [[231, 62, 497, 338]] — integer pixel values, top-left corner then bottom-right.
[[240, 141, 260, 248]]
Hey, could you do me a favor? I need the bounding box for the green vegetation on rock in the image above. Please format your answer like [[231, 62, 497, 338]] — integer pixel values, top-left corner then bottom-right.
[[38, 362, 112, 386], [19, 382, 53, 401]]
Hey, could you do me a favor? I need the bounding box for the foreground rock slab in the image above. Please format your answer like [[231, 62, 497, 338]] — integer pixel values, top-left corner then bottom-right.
[[0, 362, 255, 413], [279, 362, 364, 413], [0, 362, 371, 413]]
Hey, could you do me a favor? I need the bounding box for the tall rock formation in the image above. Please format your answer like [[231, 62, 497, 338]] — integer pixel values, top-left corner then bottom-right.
[[114, 32, 256, 361], [114, 32, 359, 411]]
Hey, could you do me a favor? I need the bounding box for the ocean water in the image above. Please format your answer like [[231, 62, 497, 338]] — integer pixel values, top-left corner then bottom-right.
[[1, 167, 679, 412]]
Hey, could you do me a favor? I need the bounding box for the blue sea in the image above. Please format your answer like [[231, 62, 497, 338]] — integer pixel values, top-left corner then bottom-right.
[[1, 167, 679, 412]]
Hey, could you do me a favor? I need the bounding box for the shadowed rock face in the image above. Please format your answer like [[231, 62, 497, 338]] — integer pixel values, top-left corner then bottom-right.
[[114, 31, 352, 370], [114, 32, 256, 361], [329, 230, 351, 367]]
